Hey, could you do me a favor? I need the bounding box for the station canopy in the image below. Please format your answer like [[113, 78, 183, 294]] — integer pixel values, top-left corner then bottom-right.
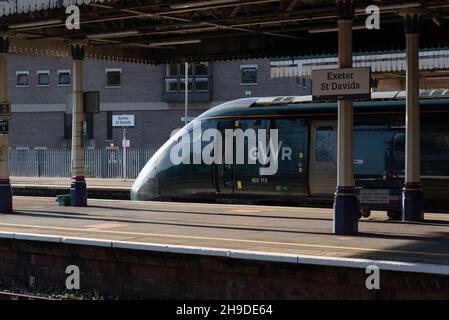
[[1, 0, 449, 64]]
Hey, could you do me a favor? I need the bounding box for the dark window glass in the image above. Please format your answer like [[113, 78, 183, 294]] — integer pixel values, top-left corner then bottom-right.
[[316, 127, 335, 162], [86, 113, 94, 140], [106, 71, 121, 87], [164, 63, 209, 93], [392, 133, 405, 162], [38, 72, 50, 86], [180, 78, 193, 91], [422, 132, 449, 162], [241, 67, 257, 83], [107, 111, 113, 140], [179, 63, 193, 76], [195, 77, 209, 91], [17, 73, 29, 86], [195, 62, 208, 76], [165, 78, 178, 92], [58, 72, 71, 85], [166, 64, 178, 76], [64, 113, 72, 140]]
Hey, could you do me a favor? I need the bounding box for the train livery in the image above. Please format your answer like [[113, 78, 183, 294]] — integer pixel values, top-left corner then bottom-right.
[[131, 91, 449, 216]]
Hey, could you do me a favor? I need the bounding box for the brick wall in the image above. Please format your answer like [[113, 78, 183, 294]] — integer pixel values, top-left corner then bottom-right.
[[7, 54, 311, 149], [0, 239, 448, 299]]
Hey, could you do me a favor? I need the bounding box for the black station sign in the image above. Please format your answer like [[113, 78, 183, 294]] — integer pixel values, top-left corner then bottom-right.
[[0, 102, 11, 120], [0, 120, 8, 134]]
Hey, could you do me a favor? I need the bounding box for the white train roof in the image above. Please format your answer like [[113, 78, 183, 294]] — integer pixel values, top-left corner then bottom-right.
[[255, 89, 449, 105]]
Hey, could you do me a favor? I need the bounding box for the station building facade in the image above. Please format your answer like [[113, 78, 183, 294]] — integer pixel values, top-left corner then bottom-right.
[[8, 54, 311, 150]]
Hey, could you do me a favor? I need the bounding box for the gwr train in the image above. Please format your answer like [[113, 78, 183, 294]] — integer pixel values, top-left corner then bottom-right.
[[131, 90, 449, 216]]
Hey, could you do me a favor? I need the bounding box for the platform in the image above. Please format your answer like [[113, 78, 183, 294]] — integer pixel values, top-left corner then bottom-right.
[[1, 196, 449, 267], [1, 196, 449, 299], [10, 177, 132, 199]]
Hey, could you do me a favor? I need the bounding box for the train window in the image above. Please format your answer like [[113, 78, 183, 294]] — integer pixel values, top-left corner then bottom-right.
[[392, 132, 449, 163], [392, 133, 405, 162], [422, 132, 449, 162], [315, 127, 335, 162]]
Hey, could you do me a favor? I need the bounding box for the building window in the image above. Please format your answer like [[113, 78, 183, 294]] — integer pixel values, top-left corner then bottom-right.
[[164, 62, 209, 92], [105, 68, 122, 88], [37, 71, 50, 86], [296, 77, 308, 89], [241, 65, 258, 84], [58, 70, 71, 86], [16, 71, 29, 87]]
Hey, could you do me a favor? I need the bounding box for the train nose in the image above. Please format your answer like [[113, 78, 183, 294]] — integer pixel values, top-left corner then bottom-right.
[[131, 176, 158, 201]]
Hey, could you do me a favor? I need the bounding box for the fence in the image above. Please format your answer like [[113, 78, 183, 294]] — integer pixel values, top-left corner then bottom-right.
[[9, 148, 157, 179]]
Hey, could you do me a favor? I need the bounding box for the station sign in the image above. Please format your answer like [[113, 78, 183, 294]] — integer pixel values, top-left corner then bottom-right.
[[0, 102, 11, 120], [181, 116, 196, 122], [0, 120, 8, 134], [312, 67, 371, 101], [113, 114, 135, 127], [122, 139, 130, 148]]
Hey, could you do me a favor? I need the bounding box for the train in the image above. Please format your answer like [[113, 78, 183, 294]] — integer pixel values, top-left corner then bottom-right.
[[131, 90, 449, 218]]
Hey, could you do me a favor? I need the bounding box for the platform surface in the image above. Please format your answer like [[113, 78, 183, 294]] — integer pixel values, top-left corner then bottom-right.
[[11, 177, 133, 189], [1, 196, 449, 266]]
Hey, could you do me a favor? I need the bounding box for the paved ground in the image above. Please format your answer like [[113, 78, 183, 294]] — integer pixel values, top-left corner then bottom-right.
[[11, 177, 133, 189], [1, 196, 449, 265]]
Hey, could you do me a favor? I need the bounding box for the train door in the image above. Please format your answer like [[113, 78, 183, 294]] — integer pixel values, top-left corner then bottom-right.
[[216, 120, 235, 193], [309, 121, 337, 197]]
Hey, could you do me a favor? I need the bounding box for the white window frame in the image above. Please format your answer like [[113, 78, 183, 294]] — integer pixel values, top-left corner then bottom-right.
[[240, 64, 258, 86], [16, 147, 30, 151], [57, 70, 71, 87], [34, 147, 48, 151], [105, 68, 122, 88], [16, 71, 29, 88], [36, 70, 50, 87]]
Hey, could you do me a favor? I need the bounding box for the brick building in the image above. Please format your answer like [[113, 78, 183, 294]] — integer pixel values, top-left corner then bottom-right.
[[8, 54, 311, 150]]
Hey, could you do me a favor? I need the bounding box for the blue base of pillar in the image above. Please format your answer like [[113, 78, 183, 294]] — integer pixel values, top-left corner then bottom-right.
[[402, 183, 424, 222], [0, 182, 12, 213], [333, 187, 359, 235], [70, 177, 87, 207]]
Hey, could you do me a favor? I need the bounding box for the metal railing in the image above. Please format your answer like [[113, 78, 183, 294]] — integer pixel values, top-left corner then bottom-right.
[[9, 148, 157, 179]]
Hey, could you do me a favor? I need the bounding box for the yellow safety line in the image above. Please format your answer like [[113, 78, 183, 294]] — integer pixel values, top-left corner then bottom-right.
[[0, 222, 449, 258]]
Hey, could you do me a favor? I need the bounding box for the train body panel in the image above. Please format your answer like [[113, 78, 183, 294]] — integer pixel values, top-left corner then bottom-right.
[[131, 95, 449, 208]]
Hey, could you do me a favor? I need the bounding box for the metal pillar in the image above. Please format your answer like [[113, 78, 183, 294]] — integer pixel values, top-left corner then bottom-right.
[[333, 0, 358, 234], [70, 43, 87, 206], [402, 13, 424, 221], [0, 35, 12, 213]]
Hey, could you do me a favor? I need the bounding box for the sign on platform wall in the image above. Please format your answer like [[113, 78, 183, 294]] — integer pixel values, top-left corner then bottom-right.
[[122, 139, 130, 148], [0, 102, 11, 120], [113, 114, 135, 127], [0, 120, 8, 134], [312, 67, 371, 101]]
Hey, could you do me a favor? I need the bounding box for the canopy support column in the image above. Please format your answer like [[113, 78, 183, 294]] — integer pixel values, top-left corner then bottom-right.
[[333, 0, 358, 234], [0, 35, 12, 213], [70, 43, 87, 206], [402, 12, 424, 221]]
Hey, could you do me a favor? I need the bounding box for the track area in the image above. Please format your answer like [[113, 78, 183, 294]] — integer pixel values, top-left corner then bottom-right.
[[1, 196, 449, 266]]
